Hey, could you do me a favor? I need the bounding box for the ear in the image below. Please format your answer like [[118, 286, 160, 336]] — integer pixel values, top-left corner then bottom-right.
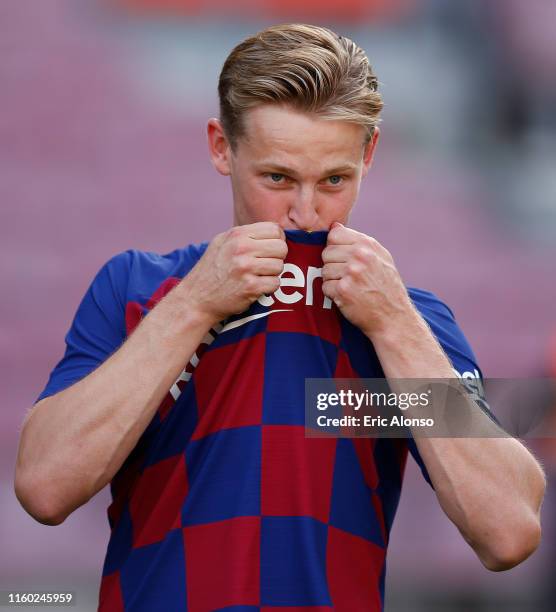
[[207, 118, 232, 176], [361, 127, 380, 178]]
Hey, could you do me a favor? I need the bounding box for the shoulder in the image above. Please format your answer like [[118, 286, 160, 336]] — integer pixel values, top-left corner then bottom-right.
[[103, 241, 209, 303], [406, 286, 456, 323], [406, 286, 484, 378], [104, 242, 209, 336]]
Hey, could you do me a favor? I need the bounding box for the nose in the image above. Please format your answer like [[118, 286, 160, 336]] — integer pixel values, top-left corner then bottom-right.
[[288, 187, 319, 231]]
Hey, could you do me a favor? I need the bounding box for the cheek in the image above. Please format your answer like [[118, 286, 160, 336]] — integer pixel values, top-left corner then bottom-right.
[[244, 184, 291, 219], [317, 190, 356, 218]]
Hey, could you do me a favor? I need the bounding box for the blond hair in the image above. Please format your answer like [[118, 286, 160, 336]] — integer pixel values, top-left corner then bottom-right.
[[218, 23, 384, 151]]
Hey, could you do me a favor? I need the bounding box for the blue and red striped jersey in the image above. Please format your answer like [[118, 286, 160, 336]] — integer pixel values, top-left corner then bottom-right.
[[35, 230, 486, 611]]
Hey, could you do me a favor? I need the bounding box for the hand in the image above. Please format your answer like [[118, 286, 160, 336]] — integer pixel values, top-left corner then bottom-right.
[[181, 222, 288, 324], [321, 222, 414, 338]]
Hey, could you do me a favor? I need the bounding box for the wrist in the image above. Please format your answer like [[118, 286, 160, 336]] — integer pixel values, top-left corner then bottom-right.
[[368, 305, 456, 379], [363, 299, 422, 345], [174, 279, 221, 330]]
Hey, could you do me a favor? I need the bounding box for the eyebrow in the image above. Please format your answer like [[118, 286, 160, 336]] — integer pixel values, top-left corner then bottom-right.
[[255, 162, 358, 177]]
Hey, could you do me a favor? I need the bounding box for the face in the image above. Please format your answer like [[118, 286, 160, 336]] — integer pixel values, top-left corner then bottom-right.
[[207, 104, 379, 231]]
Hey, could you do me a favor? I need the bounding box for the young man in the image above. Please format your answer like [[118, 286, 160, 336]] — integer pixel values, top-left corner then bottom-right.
[[16, 24, 545, 611]]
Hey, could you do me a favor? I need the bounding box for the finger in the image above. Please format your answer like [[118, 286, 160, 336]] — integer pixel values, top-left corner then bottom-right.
[[252, 257, 285, 276], [327, 222, 357, 245], [246, 221, 285, 241], [253, 238, 288, 260], [322, 262, 345, 281], [322, 279, 344, 308], [257, 275, 282, 295], [322, 245, 350, 264], [321, 279, 338, 301]]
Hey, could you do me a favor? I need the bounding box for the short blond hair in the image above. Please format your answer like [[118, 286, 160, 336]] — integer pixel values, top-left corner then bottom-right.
[[218, 23, 384, 151]]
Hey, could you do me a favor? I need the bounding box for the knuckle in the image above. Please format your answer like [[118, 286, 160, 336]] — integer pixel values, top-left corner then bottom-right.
[[337, 278, 349, 297], [227, 226, 242, 240], [244, 275, 258, 294], [347, 262, 363, 277], [232, 254, 250, 274], [232, 239, 250, 257], [354, 247, 371, 263]]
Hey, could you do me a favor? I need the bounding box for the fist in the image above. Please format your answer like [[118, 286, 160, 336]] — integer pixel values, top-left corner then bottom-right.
[[321, 222, 412, 337], [182, 222, 288, 324]]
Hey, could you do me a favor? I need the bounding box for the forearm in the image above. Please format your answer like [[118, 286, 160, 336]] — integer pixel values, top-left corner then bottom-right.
[[369, 304, 546, 569], [15, 280, 215, 525], [409, 436, 544, 569]]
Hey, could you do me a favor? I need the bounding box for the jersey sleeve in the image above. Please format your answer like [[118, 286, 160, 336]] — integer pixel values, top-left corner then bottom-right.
[[34, 250, 132, 404], [406, 289, 494, 489]]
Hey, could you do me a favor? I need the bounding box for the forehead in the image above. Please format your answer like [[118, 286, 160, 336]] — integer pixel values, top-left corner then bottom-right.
[[238, 104, 367, 168]]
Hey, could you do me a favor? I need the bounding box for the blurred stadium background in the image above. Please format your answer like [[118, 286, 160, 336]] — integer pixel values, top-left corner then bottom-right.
[[1, 0, 555, 610]]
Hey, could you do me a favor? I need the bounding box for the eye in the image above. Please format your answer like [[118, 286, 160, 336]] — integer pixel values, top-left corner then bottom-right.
[[268, 173, 285, 183], [327, 175, 344, 186]]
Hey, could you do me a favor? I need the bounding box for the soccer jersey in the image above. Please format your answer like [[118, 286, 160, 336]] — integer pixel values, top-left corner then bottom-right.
[[35, 230, 487, 611]]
